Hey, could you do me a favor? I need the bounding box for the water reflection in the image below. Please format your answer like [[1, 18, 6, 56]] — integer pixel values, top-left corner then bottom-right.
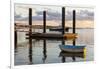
[[15, 29, 93, 65], [61, 39, 66, 62], [59, 51, 84, 62], [72, 39, 76, 61], [60, 39, 84, 62], [16, 35, 85, 64], [14, 29, 17, 52], [28, 35, 33, 64], [42, 40, 47, 63], [28, 38, 85, 64], [28, 39, 47, 64]]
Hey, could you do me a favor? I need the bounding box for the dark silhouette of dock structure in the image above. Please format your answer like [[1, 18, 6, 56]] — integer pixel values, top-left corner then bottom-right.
[[26, 7, 77, 40]]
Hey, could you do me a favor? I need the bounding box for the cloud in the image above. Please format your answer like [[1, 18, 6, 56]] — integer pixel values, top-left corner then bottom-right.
[[14, 12, 22, 21], [15, 9, 94, 21], [77, 10, 94, 20], [35, 11, 62, 20]]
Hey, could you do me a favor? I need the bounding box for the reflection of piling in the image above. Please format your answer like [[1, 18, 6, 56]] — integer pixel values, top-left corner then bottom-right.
[[28, 8, 33, 64], [29, 49, 33, 64], [43, 40, 46, 55], [62, 56, 65, 63], [14, 24, 17, 50], [72, 56, 75, 61], [43, 40, 47, 63], [62, 7, 65, 35], [43, 11, 46, 33]]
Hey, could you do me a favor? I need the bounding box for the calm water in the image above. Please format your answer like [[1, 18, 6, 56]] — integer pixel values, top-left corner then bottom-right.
[[14, 29, 94, 65]]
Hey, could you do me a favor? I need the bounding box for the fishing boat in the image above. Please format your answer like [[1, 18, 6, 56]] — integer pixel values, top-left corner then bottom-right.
[[59, 45, 86, 53]]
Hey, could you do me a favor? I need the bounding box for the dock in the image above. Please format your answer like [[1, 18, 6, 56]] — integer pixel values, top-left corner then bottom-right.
[[26, 33, 77, 40], [25, 7, 77, 40], [15, 7, 78, 47]]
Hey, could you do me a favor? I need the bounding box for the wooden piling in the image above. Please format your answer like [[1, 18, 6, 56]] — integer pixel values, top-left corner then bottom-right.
[[62, 7, 65, 35], [73, 10, 76, 34], [43, 11, 46, 33], [29, 8, 32, 41], [29, 8, 32, 33]]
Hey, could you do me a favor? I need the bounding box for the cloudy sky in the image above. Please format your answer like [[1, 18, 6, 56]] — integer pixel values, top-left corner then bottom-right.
[[14, 4, 94, 21]]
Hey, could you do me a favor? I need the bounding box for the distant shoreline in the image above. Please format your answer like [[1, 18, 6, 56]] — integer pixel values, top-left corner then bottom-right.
[[15, 23, 94, 30], [15, 20, 94, 29]]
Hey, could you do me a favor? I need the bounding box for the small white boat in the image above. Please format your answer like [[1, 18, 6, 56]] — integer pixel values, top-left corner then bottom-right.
[[59, 45, 86, 53]]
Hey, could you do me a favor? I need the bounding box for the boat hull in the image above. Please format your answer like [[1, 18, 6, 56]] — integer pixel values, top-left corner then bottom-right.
[[59, 45, 85, 53], [49, 28, 69, 32]]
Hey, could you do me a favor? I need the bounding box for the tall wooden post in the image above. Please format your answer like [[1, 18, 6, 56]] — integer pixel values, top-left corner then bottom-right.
[[73, 10, 76, 46], [29, 8, 32, 41], [73, 10, 76, 34], [43, 11, 46, 33], [29, 8, 32, 44], [29, 8, 32, 32], [62, 7, 65, 45], [62, 7, 65, 35]]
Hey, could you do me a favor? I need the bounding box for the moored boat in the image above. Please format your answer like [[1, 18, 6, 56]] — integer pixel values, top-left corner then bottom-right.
[[49, 27, 69, 32], [59, 45, 86, 53]]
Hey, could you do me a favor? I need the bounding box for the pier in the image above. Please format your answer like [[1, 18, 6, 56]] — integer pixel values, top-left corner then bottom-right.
[[25, 7, 77, 40]]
